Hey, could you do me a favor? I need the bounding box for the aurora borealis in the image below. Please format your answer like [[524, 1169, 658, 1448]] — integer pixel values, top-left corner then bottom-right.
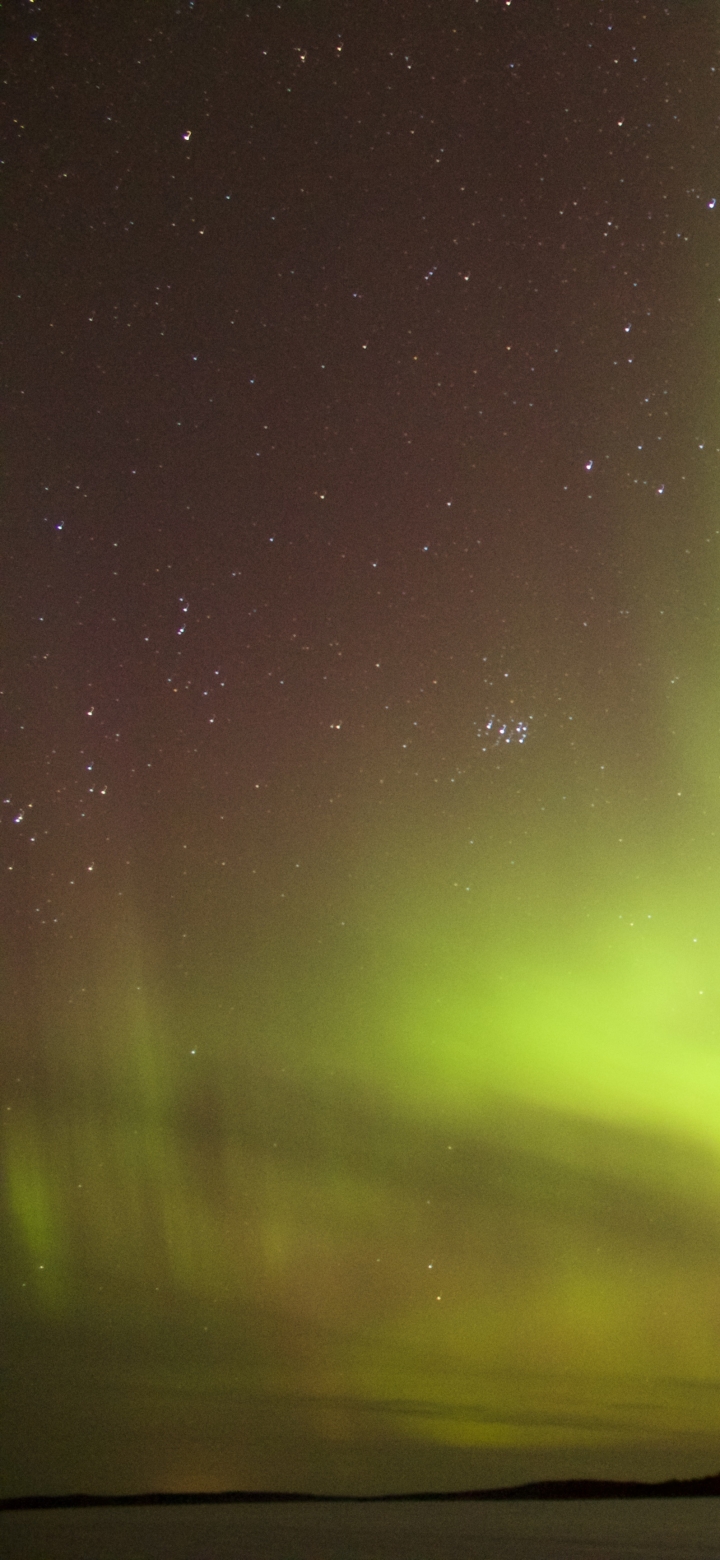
[[5, 0, 720, 1500]]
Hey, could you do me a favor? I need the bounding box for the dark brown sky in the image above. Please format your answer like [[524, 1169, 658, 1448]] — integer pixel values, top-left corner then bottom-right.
[[4, 0, 720, 1499]]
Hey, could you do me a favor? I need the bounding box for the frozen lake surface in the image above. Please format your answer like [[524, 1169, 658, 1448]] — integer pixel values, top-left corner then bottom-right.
[[2, 1498, 720, 1560]]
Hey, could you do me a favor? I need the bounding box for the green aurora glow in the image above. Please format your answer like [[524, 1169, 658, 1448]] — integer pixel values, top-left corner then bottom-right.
[[5, 0, 720, 1501]]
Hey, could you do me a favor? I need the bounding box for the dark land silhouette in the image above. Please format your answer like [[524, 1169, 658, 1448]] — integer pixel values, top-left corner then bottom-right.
[[4, 1474, 720, 1512]]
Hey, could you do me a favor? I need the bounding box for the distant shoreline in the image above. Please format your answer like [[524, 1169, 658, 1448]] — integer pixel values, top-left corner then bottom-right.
[[4, 1475, 720, 1512]]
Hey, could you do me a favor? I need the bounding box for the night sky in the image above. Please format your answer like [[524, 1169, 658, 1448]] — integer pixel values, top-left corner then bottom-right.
[[4, 0, 720, 1501]]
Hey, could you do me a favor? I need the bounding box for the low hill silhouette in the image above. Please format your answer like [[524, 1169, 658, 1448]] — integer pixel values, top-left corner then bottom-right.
[[4, 1473, 720, 1511]]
